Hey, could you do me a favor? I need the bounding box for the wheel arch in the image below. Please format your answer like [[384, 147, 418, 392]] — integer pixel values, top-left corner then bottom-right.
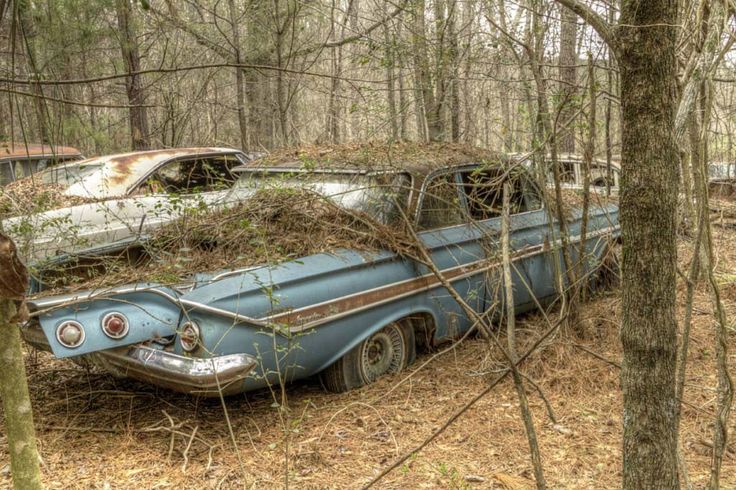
[[313, 306, 440, 374]]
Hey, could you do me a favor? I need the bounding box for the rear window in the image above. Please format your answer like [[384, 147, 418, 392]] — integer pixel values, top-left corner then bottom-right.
[[38, 162, 103, 187]]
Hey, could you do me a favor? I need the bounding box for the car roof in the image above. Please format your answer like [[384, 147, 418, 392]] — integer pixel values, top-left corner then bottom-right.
[[50, 147, 243, 198], [237, 142, 513, 178], [0, 142, 82, 159]]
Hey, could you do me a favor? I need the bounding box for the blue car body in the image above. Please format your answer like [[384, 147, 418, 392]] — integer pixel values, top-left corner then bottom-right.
[[22, 157, 620, 396]]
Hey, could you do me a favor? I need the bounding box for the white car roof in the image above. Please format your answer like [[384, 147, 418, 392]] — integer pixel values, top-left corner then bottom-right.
[[48, 147, 242, 198]]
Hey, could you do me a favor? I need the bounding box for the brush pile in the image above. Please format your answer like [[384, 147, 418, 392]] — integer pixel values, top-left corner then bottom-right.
[[35, 188, 415, 292], [0, 179, 96, 219], [256, 141, 503, 170]]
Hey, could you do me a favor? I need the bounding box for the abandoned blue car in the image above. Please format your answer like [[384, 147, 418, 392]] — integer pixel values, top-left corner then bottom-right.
[[21, 144, 620, 396]]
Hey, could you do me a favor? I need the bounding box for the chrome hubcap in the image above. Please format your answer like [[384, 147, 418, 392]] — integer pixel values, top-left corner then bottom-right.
[[360, 325, 404, 383]]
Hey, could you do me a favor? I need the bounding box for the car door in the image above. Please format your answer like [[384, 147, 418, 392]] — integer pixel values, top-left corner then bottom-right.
[[455, 167, 548, 314], [415, 166, 494, 341]]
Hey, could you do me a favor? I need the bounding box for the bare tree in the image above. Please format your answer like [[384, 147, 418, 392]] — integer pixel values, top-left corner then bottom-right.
[[554, 0, 681, 486], [558, 5, 577, 154], [115, 0, 150, 150]]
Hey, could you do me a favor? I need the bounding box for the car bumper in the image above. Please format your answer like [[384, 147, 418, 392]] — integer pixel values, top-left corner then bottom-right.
[[21, 323, 256, 396]]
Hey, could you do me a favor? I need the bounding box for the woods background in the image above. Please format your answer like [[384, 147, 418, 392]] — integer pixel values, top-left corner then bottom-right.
[[0, 0, 629, 156]]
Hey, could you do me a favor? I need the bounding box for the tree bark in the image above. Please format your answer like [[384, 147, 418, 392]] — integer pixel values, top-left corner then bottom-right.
[[447, 0, 460, 142], [383, 0, 399, 141], [618, 1, 681, 487], [116, 0, 150, 150], [0, 233, 41, 490], [227, 0, 248, 150], [558, 5, 577, 154]]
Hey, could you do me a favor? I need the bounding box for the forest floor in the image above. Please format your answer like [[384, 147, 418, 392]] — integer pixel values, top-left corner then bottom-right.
[[2, 222, 736, 489]]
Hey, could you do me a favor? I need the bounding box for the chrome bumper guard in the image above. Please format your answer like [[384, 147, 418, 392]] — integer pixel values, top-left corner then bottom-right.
[[21, 322, 256, 396], [89, 346, 257, 396]]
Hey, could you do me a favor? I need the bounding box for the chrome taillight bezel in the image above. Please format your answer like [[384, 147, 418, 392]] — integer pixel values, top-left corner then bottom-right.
[[180, 322, 201, 352], [55, 320, 86, 349], [101, 312, 130, 339]]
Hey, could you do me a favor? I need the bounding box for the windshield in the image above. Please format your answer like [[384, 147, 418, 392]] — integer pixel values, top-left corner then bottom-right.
[[230, 170, 412, 223], [38, 162, 104, 187]]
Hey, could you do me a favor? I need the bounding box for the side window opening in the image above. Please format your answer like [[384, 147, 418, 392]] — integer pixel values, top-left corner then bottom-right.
[[522, 177, 543, 212], [460, 169, 541, 221], [418, 172, 464, 230], [142, 155, 240, 194], [547, 160, 576, 184]]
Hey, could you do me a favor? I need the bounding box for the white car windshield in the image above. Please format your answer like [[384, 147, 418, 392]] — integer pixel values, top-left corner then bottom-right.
[[230, 171, 411, 223]]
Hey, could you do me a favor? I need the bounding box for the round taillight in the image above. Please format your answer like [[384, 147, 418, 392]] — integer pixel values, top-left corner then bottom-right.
[[56, 321, 86, 348], [180, 322, 201, 352], [101, 312, 129, 339]]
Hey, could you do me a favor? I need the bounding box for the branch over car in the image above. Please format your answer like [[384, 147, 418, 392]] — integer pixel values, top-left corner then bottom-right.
[[20, 143, 620, 396]]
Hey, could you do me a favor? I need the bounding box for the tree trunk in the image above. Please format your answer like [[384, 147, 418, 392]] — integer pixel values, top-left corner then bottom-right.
[[227, 0, 248, 150], [17, 4, 49, 144], [0, 233, 42, 490], [618, 1, 681, 487], [116, 0, 150, 150], [447, 0, 460, 142], [327, 0, 342, 143], [383, 0, 399, 141], [412, 0, 444, 141], [558, 5, 577, 154]]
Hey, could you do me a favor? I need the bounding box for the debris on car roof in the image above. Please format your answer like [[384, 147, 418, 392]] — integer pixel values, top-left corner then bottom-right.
[[0, 181, 98, 220], [247, 141, 511, 174], [35, 188, 413, 293]]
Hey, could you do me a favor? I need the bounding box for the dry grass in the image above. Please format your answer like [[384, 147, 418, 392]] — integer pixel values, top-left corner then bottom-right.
[[2, 216, 736, 489]]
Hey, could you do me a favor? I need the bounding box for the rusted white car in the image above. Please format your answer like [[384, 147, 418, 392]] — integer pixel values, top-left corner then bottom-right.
[[2, 147, 252, 261]]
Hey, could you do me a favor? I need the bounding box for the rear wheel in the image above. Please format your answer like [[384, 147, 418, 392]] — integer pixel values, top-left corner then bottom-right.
[[321, 321, 415, 393]]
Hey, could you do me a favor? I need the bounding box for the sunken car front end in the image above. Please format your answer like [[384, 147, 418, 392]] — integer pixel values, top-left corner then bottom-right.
[[21, 287, 259, 396]]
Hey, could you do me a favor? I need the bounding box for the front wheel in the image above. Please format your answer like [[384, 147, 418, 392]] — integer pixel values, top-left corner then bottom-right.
[[321, 321, 415, 393]]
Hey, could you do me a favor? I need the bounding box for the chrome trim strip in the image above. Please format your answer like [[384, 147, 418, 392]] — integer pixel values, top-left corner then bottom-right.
[[274, 224, 619, 332], [178, 299, 268, 326], [30, 286, 268, 326]]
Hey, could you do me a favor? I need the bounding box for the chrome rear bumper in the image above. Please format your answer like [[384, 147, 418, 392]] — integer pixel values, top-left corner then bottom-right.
[[21, 323, 256, 396], [88, 346, 257, 396]]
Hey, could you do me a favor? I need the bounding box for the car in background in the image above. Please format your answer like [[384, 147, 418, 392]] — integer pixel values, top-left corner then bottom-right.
[[708, 161, 736, 181], [2, 147, 253, 261], [0, 142, 83, 186], [515, 153, 620, 193], [553, 154, 620, 190], [21, 145, 620, 397]]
